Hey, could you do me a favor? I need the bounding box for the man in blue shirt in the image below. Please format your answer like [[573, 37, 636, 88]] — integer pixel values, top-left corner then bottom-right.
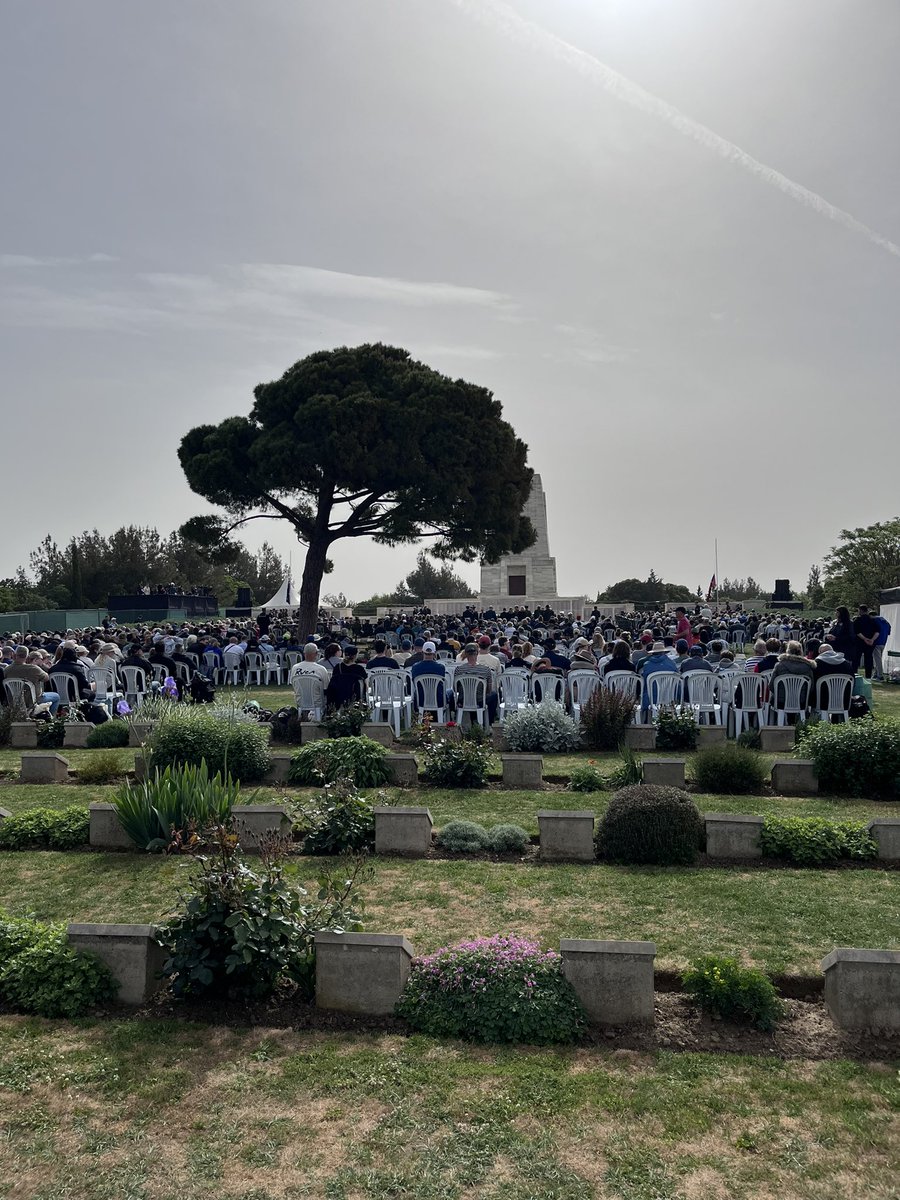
[[640, 641, 680, 716], [410, 641, 447, 713], [874, 612, 892, 681]]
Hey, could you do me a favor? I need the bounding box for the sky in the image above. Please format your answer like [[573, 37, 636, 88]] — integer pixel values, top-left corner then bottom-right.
[[2, 0, 899, 604]]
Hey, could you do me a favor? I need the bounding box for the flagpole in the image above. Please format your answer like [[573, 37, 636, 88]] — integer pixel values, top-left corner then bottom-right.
[[715, 538, 719, 609]]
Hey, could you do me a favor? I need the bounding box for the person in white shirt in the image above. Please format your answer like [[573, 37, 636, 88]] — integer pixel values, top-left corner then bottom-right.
[[222, 637, 247, 673], [288, 644, 330, 691]]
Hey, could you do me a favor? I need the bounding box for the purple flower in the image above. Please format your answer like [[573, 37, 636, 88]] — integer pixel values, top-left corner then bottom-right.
[[116, 700, 131, 716]]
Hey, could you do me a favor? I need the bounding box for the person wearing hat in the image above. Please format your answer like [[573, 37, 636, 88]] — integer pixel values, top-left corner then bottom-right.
[[568, 637, 597, 671], [639, 641, 679, 713], [679, 645, 713, 676], [410, 641, 447, 712]]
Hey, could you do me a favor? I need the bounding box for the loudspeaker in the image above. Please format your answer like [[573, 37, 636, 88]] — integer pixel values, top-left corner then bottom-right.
[[236, 587, 252, 607], [772, 579, 792, 602]]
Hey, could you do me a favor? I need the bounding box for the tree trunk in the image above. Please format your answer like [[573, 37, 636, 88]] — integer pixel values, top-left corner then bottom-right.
[[296, 536, 329, 638]]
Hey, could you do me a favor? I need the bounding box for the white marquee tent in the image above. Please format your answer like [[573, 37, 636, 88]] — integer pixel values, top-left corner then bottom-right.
[[880, 586, 900, 678], [252, 574, 298, 615]]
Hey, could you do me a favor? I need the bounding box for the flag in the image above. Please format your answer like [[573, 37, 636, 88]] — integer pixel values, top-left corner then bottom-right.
[[706, 575, 717, 601]]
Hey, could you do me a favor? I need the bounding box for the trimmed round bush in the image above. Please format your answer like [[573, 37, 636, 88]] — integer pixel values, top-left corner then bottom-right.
[[799, 717, 900, 797], [597, 784, 705, 865], [288, 736, 390, 787], [86, 720, 130, 748], [487, 824, 530, 854], [436, 820, 491, 853], [692, 744, 766, 794], [396, 934, 586, 1043]]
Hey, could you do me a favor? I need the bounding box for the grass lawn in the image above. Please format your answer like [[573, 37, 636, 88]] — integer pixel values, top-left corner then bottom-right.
[[0, 1019, 896, 1200], [0, 850, 896, 976]]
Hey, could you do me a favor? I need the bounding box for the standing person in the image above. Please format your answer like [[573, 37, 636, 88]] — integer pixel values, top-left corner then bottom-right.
[[826, 607, 857, 668], [674, 606, 693, 647], [853, 605, 880, 680], [873, 610, 892, 681]]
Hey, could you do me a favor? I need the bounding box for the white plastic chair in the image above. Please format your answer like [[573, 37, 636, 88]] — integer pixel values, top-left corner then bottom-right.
[[498, 668, 530, 719], [202, 651, 224, 684], [683, 672, 723, 726], [605, 670, 644, 724], [644, 672, 683, 720], [49, 672, 81, 706], [769, 674, 811, 726], [412, 673, 447, 724], [222, 654, 243, 686], [568, 670, 599, 722], [293, 675, 326, 721], [367, 669, 412, 737], [454, 674, 489, 730], [262, 650, 283, 685], [436, 650, 454, 661], [815, 675, 853, 723], [120, 666, 149, 709], [730, 673, 767, 735], [531, 674, 565, 705], [89, 667, 121, 715], [244, 652, 263, 686], [3, 678, 36, 711], [150, 664, 167, 685], [283, 651, 302, 683]]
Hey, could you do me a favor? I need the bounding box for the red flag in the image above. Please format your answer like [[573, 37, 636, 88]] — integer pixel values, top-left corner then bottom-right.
[[706, 575, 717, 601]]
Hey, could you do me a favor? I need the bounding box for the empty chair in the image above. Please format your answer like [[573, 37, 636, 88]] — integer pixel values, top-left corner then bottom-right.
[[119, 665, 149, 709], [768, 674, 811, 726], [243, 652, 264, 686], [531, 673, 565, 705], [814, 674, 853, 723], [436, 649, 454, 661], [412, 673, 447, 724], [567, 670, 600, 722], [222, 654, 244, 686], [498, 668, 530, 719], [262, 650, 283, 685], [293, 674, 326, 721], [454, 674, 489, 730], [49, 672, 81, 706], [683, 672, 723, 726], [183, 651, 200, 669], [367, 669, 412, 738], [644, 672, 683, 720], [171, 661, 192, 686], [150, 664, 167, 685], [3, 678, 36, 711], [729, 672, 767, 735]]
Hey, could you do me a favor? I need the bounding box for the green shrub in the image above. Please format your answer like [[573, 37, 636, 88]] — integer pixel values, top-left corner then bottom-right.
[[86, 720, 130, 748], [421, 739, 493, 788], [568, 762, 606, 793], [158, 830, 368, 1000], [0, 806, 89, 851], [288, 736, 390, 787], [0, 914, 116, 1017], [461, 721, 491, 746], [682, 954, 784, 1031], [487, 824, 529, 854], [36, 717, 66, 749], [692, 744, 766, 794], [737, 727, 761, 750], [0, 703, 23, 747], [396, 934, 585, 1044], [655, 706, 698, 751], [799, 718, 900, 797], [436, 820, 491, 852], [597, 784, 704, 865], [502, 701, 582, 753], [150, 705, 271, 782], [301, 778, 375, 855], [760, 816, 877, 865], [580, 687, 635, 750], [78, 750, 126, 785], [607, 745, 642, 790], [321, 702, 369, 739], [113, 761, 240, 852]]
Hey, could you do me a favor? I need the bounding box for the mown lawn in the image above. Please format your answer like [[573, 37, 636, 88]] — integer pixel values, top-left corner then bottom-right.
[[0, 850, 896, 976], [0, 1019, 896, 1200]]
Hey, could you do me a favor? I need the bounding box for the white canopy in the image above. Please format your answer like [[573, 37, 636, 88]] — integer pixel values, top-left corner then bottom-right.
[[253, 574, 298, 613]]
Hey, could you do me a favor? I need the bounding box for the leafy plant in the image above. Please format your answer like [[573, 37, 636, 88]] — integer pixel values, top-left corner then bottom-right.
[[568, 762, 606, 793], [150, 704, 271, 782], [36, 717, 66, 749], [798, 717, 900, 797], [86, 720, 130, 748], [760, 816, 877, 865], [502, 701, 582, 753], [596, 784, 705, 865], [692, 744, 766, 794], [321, 701, 369, 739], [421, 739, 493, 789], [396, 934, 586, 1044], [608, 745, 642, 790], [487, 824, 529, 854], [113, 761, 240, 852], [737, 727, 762, 750], [78, 750, 126, 785], [301, 778, 375, 855], [436, 820, 491, 853], [580, 687, 635, 750], [158, 827, 369, 1000], [0, 702, 26, 747], [0, 806, 89, 851], [0, 914, 116, 1017], [288, 736, 390, 787], [682, 954, 784, 1031], [461, 721, 490, 746], [655, 706, 698, 751]]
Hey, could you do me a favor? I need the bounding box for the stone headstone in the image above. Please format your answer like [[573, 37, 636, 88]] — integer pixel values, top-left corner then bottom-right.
[[21, 752, 69, 784], [374, 807, 433, 857], [67, 923, 166, 1005], [315, 932, 414, 1015], [560, 939, 656, 1026]]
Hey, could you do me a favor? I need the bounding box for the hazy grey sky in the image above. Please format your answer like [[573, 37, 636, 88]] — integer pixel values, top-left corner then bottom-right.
[[2, 0, 898, 603]]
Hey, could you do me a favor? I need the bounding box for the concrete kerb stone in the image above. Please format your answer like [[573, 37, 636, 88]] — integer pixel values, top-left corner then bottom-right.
[[560, 939, 656, 1026], [0, 807, 11, 822], [642, 758, 686, 789], [20, 752, 70, 784], [232, 804, 292, 851], [374, 806, 433, 857], [705, 813, 763, 859], [696, 726, 727, 748], [362, 723, 395, 747], [501, 754, 543, 789], [385, 753, 418, 787], [821, 948, 900, 1032], [623, 726, 656, 751], [868, 819, 900, 861], [89, 803, 135, 850], [10, 723, 38, 748], [264, 752, 295, 785], [67, 923, 166, 1005], [315, 931, 414, 1015], [127, 722, 154, 747], [538, 810, 595, 862], [771, 759, 818, 795], [63, 723, 93, 748], [299, 724, 328, 745], [759, 726, 796, 753]]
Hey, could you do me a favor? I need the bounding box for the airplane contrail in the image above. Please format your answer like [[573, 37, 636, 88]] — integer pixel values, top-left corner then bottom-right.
[[450, 0, 900, 259]]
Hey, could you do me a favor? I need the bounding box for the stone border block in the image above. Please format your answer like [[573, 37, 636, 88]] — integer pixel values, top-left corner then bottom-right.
[[696, 726, 727, 748], [821, 948, 900, 1032], [89, 802, 134, 849], [759, 727, 796, 753], [642, 758, 686, 789], [67, 923, 166, 1005], [315, 932, 414, 1015], [362, 723, 395, 747], [538, 810, 595, 862], [128, 722, 154, 747], [21, 752, 70, 784], [63, 723, 93, 748], [868, 819, 900, 861], [299, 723, 327, 745], [232, 804, 292, 850], [705, 813, 763, 859], [263, 752, 295, 785], [374, 807, 433, 857], [0, 807, 11, 821], [771, 759, 818, 795], [384, 753, 418, 787], [560, 939, 656, 1025], [502, 754, 543, 789], [10, 723, 38, 748], [623, 726, 656, 750]]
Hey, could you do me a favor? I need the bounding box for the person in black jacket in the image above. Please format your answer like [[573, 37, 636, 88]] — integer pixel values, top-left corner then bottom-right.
[[853, 605, 880, 679], [325, 646, 368, 709], [826, 607, 856, 662]]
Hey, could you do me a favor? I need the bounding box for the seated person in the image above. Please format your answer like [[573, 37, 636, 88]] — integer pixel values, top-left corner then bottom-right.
[[639, 641, 679, 714], [325, 646, 368, 709], [680, 645, 713, 675], [753, 638, 783, 674], [3, 648, 61, 714], [568, 637, 598, 671], [366, 639, 399, 670], [771, 641, 815, 685], [602, 641, 637, 676], [410, 641, 447, 709], [453, 643, 499, 724]]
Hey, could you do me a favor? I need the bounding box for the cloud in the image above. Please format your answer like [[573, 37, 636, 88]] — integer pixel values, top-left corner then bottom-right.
[[0, 253, 118, 268], [236, 263, 512, 309], [449, 0, 900, 260], [552, 322, 632, 364]]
